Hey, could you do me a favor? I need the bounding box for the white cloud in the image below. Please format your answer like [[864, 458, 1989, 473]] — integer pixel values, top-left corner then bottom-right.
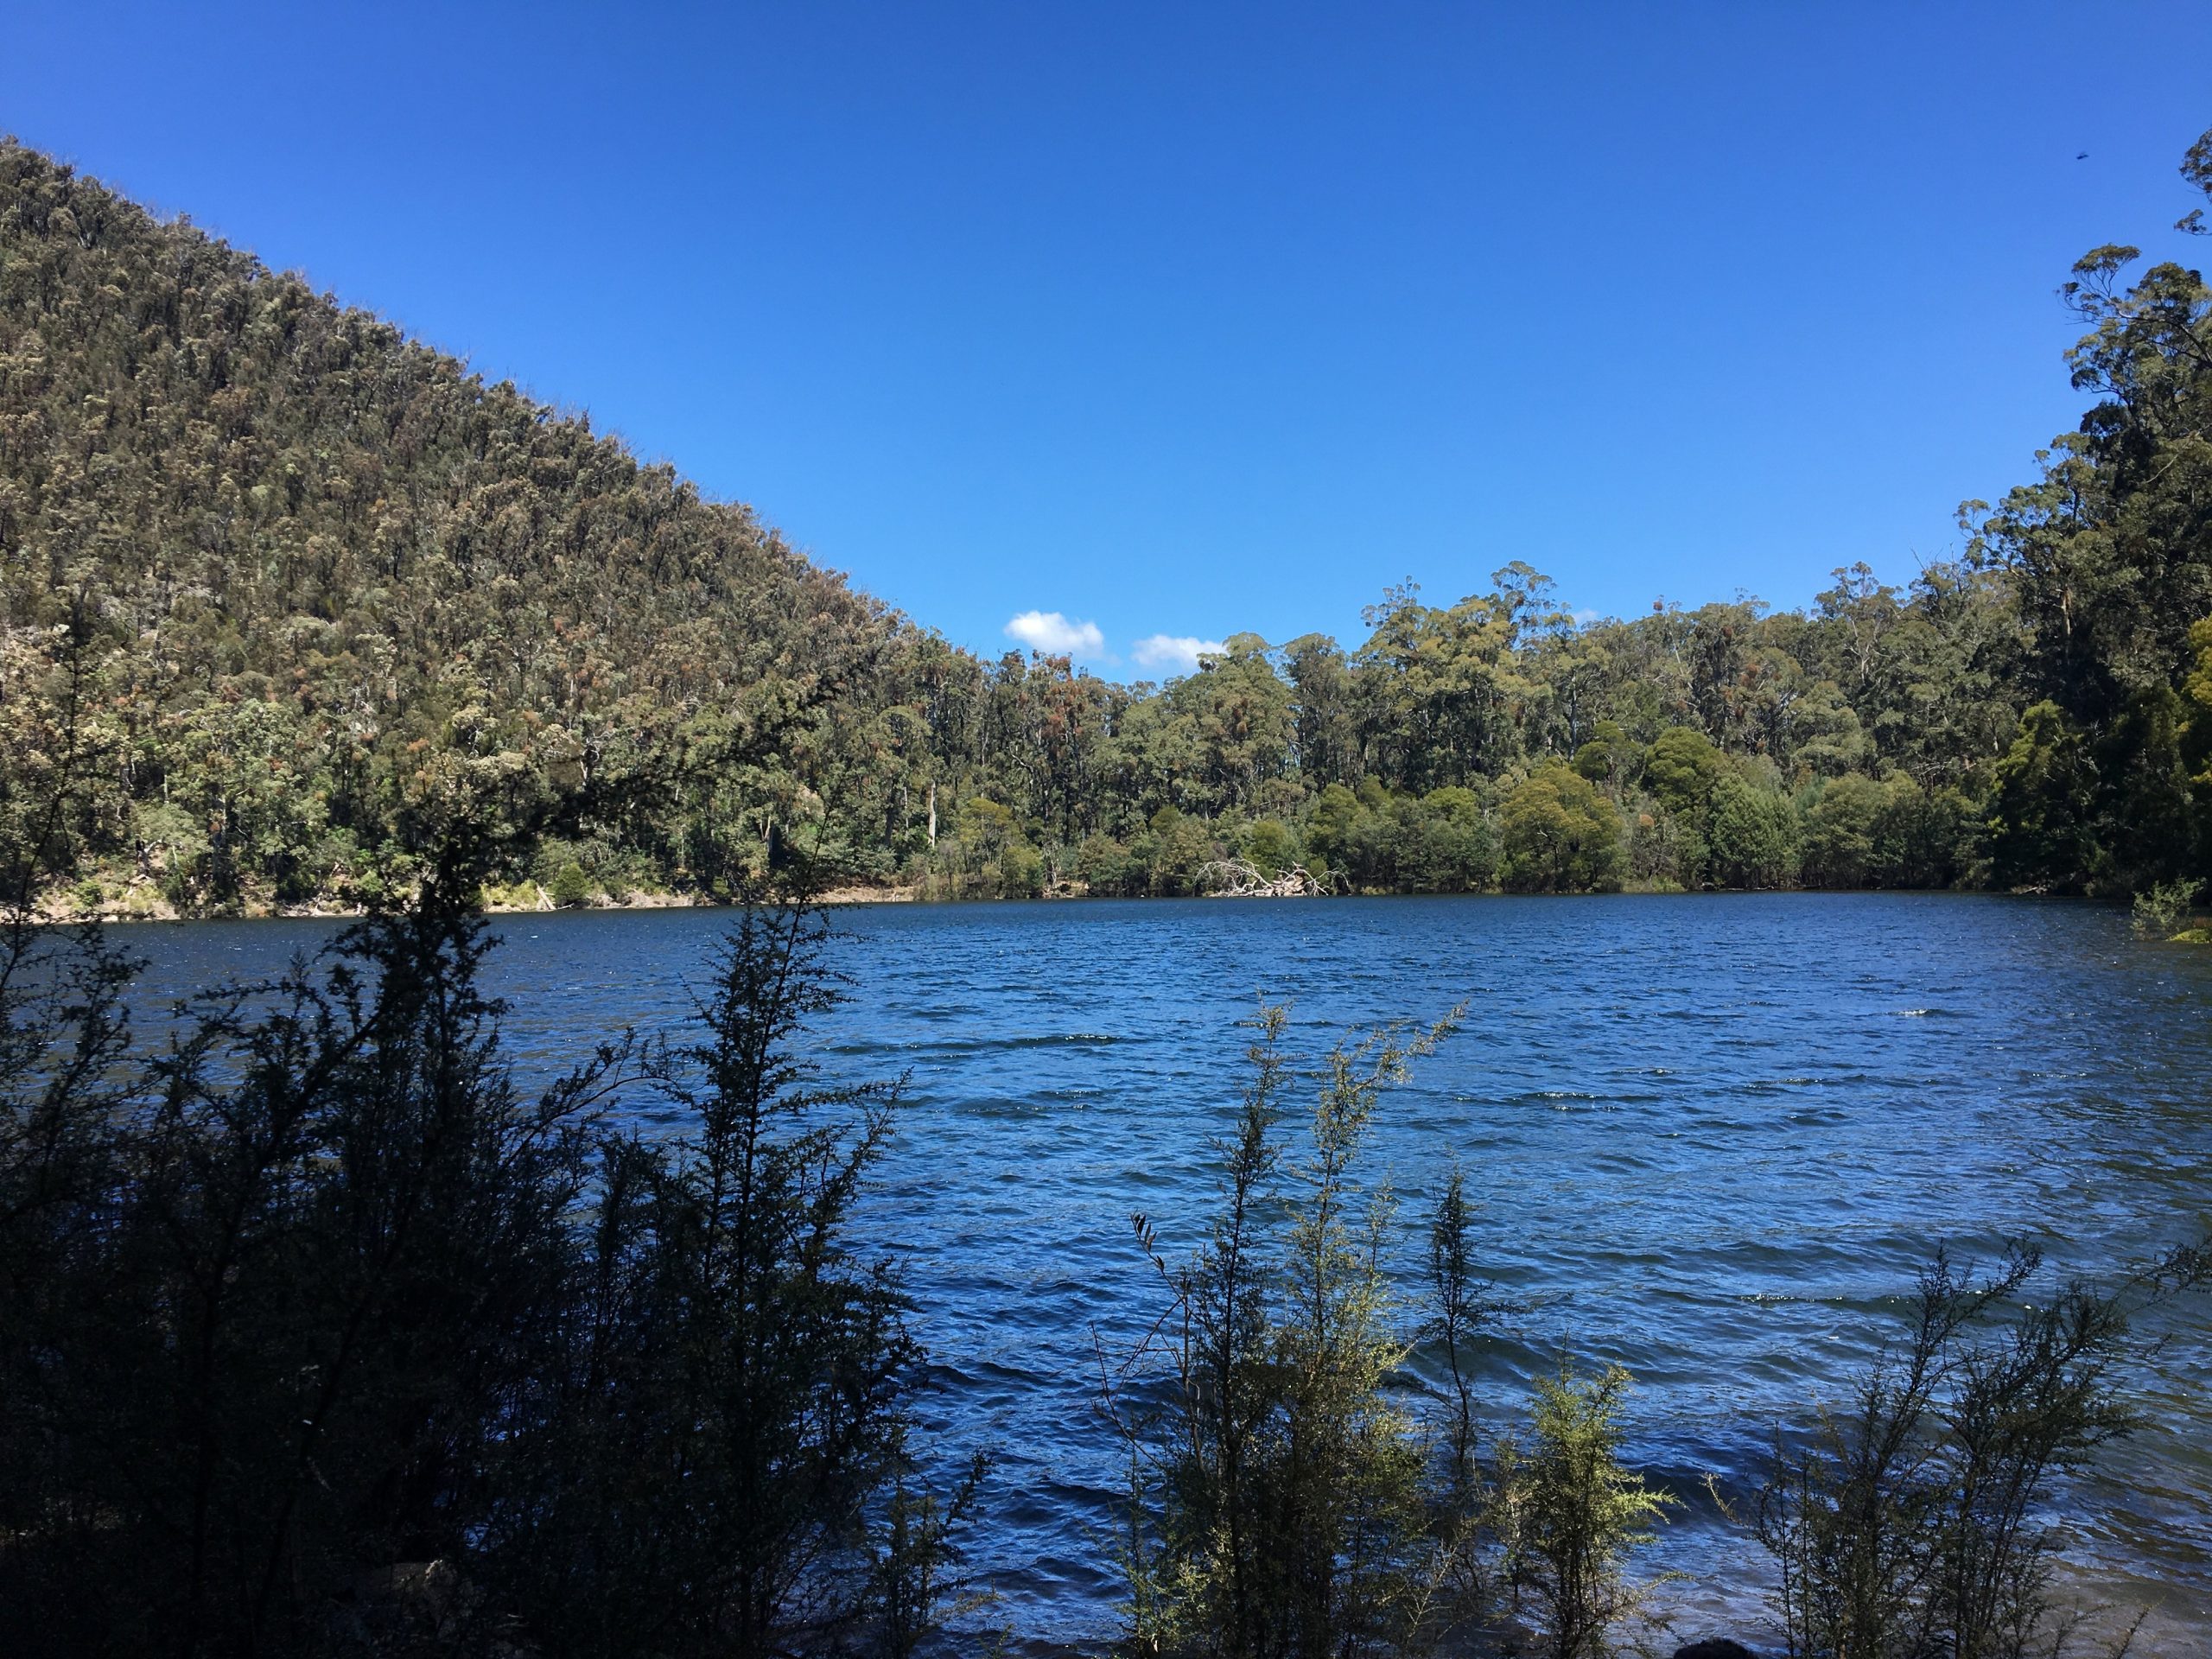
[[1131, 633, 1228, 673], [1004, 610, 1107, 658]]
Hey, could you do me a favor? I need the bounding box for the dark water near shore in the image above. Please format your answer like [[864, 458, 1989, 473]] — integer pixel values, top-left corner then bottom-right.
[[118, 894, 2212, 1651]]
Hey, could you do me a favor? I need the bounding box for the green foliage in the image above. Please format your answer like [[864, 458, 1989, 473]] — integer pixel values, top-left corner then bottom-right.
[[1707, 772, 1798, 889], [1572, 719, 1637, 787], [1801, 773, 1980, 892], [1642, 727, 1727, 818], [1756, 1243, 2208, 1659], [1, 862, 615, 1654], [1501, 764, 1624, 893], [1243, 817, 1299, 879], [6, 130, 2212, 906], [1519, 1361, 1677, 1659], [871, 1445, 995, 1658], [1421, 1164, 1512, 1645], [1800, 773, 1888, 889], [1302, 779, 1500, 893], [1077, 830, 1136, 893], [1986, 702, 2101, 891], [1138, 804, 1221, 896], [1111, 1003, 1459, 1658], [494, 901, 941, 1656], [2130, 876, 2202, 939], [2106, 685, 2200, 886], [547, 856, 595, 907], [944, 796, 1046, 898], [1407, 785, 1499, 891]]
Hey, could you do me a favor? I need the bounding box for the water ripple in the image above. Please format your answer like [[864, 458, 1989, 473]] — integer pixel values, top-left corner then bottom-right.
[[115, 893, 2212, 1651]]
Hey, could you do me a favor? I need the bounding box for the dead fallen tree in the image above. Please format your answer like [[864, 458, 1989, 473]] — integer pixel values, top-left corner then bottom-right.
[[1195, 858, 1329, 898]]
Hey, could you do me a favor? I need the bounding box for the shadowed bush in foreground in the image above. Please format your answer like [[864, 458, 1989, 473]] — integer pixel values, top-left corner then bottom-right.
[[1105, 1005, 1461, 1657], [483, 899, 963, 1658], [0, 836, 976, 1656], [1758, 1243, 2209, 1659], [1100, 1005, 2205, 1659], [1102, 1006, 1689, 1659]]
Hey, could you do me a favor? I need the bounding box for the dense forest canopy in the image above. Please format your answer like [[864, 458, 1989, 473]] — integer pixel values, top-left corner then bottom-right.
[[2, 130, 2209, 913]]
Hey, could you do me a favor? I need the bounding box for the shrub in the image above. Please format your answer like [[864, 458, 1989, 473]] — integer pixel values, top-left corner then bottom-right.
[[1077, 831, 1135, 893], [1137, 805, 1219, 896], [1420, 1164, 1514, 1643], [1243, 817, 1300, 879], [2131, 877, 2202, 939], [1306, 782, 1363, 874], [0, 851, 982, 1659], [0, 865, 610, 1656], [493, 899, 957, 1656], [1757, 1243, 2209, 1659], [1627, 805, 1700, 889], [548, 857, 595, 907], [1109, 1002, 1459, 1658], [1518, 1361, 1676, 1659], [1871, 776, 1979, 889], [1986, 702, 2101, 892]]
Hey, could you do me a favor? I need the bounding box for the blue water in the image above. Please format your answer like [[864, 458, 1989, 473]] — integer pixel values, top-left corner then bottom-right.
[[115, 894, 2212, 1650]]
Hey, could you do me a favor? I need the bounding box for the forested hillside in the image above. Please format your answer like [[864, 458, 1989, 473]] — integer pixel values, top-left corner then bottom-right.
[[2, 131, 2208, 914]]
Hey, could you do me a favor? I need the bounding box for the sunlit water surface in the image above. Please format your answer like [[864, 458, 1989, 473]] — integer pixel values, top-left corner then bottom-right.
[[118, 895, 2212, 1652]]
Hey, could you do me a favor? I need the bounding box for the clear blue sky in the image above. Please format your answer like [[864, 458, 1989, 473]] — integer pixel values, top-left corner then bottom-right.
[[6, 3, 2209, 674]]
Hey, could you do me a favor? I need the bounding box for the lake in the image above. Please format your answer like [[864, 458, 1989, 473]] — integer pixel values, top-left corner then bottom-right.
[[115, 893, 2212, 1652]]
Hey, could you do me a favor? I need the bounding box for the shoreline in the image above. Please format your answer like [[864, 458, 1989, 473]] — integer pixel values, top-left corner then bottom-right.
[[31, 883, 2131, 928], [31, 883, 934, 927]]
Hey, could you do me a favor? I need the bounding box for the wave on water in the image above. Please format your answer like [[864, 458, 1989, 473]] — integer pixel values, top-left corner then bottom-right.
[[111, 893, 2212, 1650]]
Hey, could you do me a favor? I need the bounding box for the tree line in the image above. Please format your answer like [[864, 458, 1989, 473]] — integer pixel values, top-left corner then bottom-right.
[[2, 130, 2208, 914]]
